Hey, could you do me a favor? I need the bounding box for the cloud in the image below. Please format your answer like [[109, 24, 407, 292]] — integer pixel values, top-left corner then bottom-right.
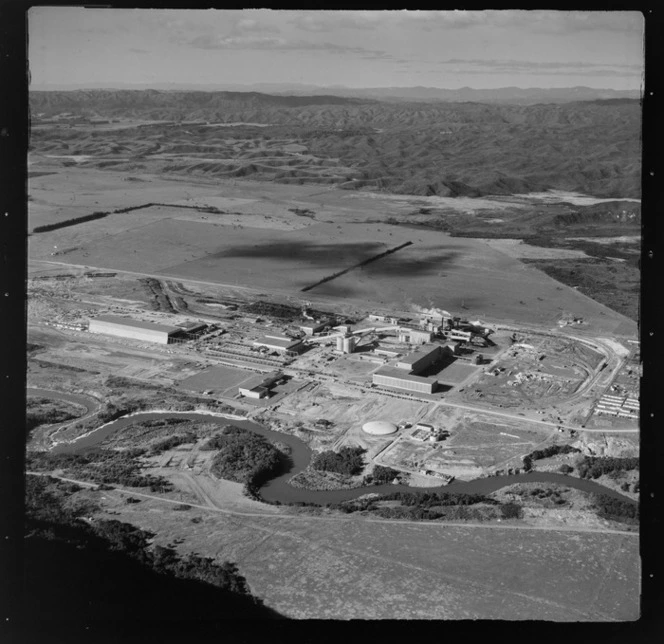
[[290, 12, 382, 32], [395, 10, 643, 34], [440, 58, 643, 72], [234, 18, 280, 34], [186, 33, 391, 59], [129, 47, 149, 54], [452, 67, 640, 78]]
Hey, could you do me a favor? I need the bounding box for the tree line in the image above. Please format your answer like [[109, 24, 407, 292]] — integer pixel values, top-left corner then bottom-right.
[[577, 456, 639, 479], [522, 444, 581, 471]]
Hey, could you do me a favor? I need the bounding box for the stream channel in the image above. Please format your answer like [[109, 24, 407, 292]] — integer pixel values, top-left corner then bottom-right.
[[49, 410, 636, 506]]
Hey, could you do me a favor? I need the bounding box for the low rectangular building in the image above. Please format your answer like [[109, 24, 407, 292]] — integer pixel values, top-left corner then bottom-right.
[[373, 366, 438, 394], [88, 315, 181, 344], [253, 336, 303, 353], [239, 372, 283, 399]]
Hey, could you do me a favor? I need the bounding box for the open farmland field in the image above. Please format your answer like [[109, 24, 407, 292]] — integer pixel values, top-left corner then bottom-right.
[[96, 491, 639, 620]]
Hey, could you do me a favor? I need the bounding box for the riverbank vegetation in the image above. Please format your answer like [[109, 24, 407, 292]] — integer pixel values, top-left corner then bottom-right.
[[522, 444, 581, 472], [312, 446, 366, 476], [26, 396, 86, 435], [24, 475, 281, 620], [27, 449, 173, 492], [99, 418, 221, 451], [592, 494, 639, 525], [489, 481, 639, 529], [576, 456, 639, 479], [55, 378, 245, 443], [288, 466, 366, 491], [324, 490, 518, 522], [206, 426, 287, 497]]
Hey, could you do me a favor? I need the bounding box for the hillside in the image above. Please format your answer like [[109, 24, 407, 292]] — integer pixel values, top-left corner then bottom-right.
[[29, 90, 641, 198], [31, 84, 642, 104]]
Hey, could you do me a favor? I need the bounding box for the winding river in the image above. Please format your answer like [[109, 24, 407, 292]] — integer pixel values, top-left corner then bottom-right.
[[48, 409, 636, 506]]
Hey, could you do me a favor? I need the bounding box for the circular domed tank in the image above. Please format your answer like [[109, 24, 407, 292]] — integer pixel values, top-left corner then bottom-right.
[[362, 420, 398, 436]]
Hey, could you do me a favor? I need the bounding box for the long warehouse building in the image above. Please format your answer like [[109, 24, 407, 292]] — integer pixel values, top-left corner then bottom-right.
[[373, 366, 439, 394], [89, 315, 182, 344]]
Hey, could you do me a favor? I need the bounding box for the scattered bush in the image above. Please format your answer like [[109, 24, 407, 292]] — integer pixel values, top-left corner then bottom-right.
[[147, 433, 196, 455], [371, 465, 400, 484], [500, 502, 523, 519], [27, 449, 173, 492]]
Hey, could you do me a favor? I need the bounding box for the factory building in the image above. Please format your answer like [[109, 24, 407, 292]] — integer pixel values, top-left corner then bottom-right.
[[398, 329, 433, 345], [88, 315, 181, 344], [238, 372, 283, 399], [336, 334, 357, 354], [253, 336, 304, 354], [299, 321, 328, 336], [448, 329, 472, 343], [395, 344, 446, 374], [373, 366, 438, 394]]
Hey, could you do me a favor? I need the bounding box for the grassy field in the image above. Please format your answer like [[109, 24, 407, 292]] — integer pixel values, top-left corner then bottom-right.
[[93, 491, 639, 620], [522, 258, 640, 321]]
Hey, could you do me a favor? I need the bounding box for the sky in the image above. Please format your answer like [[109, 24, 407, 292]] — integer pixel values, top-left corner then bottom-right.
[[28, 9, 645, 90]]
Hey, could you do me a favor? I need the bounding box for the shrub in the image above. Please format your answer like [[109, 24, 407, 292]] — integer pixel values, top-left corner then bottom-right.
[[501, 502, 523, 519], [371, 465, 400, 484]]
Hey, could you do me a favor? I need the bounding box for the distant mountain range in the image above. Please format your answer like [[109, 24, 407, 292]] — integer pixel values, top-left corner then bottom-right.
[[31, 83, 641, 105]]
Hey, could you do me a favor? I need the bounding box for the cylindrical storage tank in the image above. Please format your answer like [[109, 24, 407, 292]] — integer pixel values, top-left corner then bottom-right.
[[336, 336, 344, 351], [362, 420, 398, 436], [343, 336, 356, 353]]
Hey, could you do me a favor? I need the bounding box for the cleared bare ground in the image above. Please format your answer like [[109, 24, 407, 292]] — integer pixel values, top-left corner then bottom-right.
[[28, 165, 635, 337]]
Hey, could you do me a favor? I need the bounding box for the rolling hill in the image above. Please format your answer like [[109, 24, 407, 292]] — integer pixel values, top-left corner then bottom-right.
[[29, 90, 641, 198]]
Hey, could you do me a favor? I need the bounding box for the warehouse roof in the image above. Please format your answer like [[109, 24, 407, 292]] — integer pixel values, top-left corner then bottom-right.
[[253, 336, 302, 349], [91, 315, 181, 334], [374, 366, 438, 383]]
